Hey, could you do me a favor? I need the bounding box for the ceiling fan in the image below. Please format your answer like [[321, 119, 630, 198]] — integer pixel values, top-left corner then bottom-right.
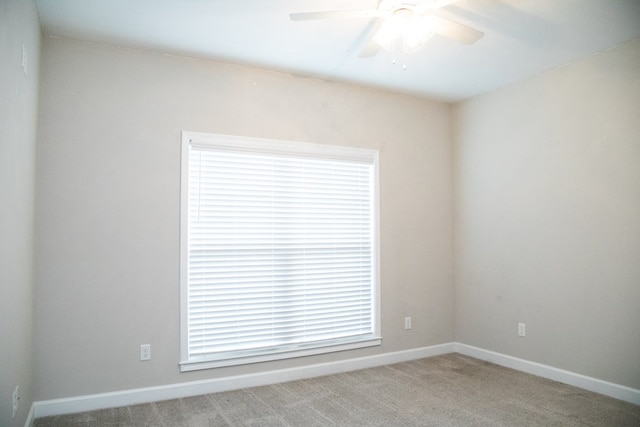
[[290, 0, 484, 57]]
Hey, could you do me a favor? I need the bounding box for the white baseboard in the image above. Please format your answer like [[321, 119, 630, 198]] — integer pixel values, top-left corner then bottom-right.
[[24, 402, 36, 427], [29, 342, 640, 425], [454, 343, 640, 406], [31, 342, 455, 420]]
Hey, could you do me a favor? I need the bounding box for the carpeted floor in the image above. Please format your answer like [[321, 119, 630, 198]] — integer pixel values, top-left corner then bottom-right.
[[34, 353, 640, 426]]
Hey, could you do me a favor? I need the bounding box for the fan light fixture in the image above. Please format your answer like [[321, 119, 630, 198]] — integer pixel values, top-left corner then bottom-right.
[[373, 8, 434, 53], [289, 1, 484, 58]]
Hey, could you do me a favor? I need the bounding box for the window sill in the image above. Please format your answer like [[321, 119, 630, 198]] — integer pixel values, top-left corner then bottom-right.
[[180, 336, 382, 372]]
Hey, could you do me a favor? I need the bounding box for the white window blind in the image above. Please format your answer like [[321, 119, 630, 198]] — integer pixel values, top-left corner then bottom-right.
[[180, 132, 380, 371]]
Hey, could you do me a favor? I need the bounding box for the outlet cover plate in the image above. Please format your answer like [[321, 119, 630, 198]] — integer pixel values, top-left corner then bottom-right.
[[518, 322, 526, 337], [140, 344, 151, 361], [404, 316, 412, 330]]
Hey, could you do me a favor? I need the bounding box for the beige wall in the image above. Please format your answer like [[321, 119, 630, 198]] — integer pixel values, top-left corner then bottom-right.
[[453, 38, 640, 389], [34, 37, 454, 400], [0, 0, 41, 425], [32, 25, 639, 404]]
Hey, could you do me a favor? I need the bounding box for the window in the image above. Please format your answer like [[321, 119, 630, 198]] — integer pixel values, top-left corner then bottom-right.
[[180, 132, 380, 371]]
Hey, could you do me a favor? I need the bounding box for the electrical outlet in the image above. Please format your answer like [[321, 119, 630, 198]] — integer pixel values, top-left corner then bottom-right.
[[404, 316, 412, 330], [12, 385, 19, 418], [140, 344, 151, 361], [518, 322, 526, 337]]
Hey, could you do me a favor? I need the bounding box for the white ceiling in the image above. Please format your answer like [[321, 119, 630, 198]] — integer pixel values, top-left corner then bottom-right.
[[35, 0, 640, 102]]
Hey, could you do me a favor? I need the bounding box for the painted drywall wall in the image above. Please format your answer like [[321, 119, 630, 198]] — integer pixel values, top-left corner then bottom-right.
[[34, 36, 454, 400], [0, 0, 41, 425], [453, 38, 640, 389]]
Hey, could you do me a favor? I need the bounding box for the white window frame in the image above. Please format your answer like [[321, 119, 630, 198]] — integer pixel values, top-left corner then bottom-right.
[[180, 131, 381, 372]]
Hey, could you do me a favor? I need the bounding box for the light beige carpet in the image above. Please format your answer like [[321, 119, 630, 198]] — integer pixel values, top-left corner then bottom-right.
[[34, 353, 640, 426]]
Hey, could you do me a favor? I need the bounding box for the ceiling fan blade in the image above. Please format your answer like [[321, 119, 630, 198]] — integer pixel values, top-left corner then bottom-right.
[[358, 18, 385, 58], [414, 0, 459, 14], [359, 41, 382, 58], [430, 15, 484, 44], [290, 10, 385, 21]]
